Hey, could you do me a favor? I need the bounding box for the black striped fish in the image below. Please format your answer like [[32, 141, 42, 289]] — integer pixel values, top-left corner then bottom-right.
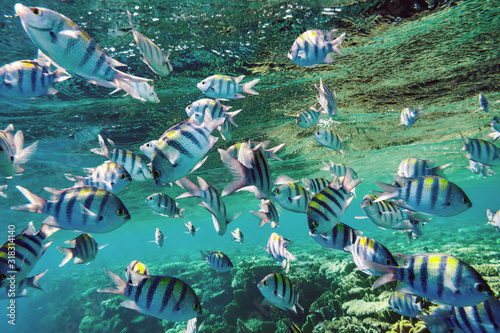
[[250, 200, 280, 229], [309, 222, 361, 252], [345, 235, 398, 276], [15, 4, 158, 103], [374, 176, 472, 217], [313, 129, 343, 156], [197, 74, 259, 100], [65, 161, 132, 195], [473, 92, 500, 113], [12, 186, 131, 233], [57, 233, 107, 267], [272, 182, 311, 213], [460, 133, 500, 166], [257, 273, 303, 313], [488, 116, 500, 141], [315, 78, 337, 118], [184, 222, 199, 237], [125, 260, 150, 285], [0, 220, 57, 291], [176, 176, 234, 236], [151, 113, 224, 185], [0, 56, 70, 98], [145, 193, 184, 220], [418, 298, 500, 333], [219, 145, 273, 200], [0, 124, 38, 178], [399, 106, 424, 127], [200, 251, 233, 272], [397, 157, 452, 178], [388, 291, 424, 317], [92, 135, 151, 182], [296, 107, 322, 128], [467, 158, 496, 177], [321, 160, 358, 179], [0, 269, 48, 300], [302, 177, 330, 195], [263, 232, 297, 273], [149, 228, 165, 248], [288, 29, 345, 67], [366, 253, 494, 307], [307, 169, 363, 234], [98, 269, 202, 322], [127, 11, 172, 77], [226, 140, 285, 161]]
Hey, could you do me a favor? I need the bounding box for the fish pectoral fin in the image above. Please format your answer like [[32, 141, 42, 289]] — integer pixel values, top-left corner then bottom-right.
[[120, 300, 143, 313], [59, 30, 81, 39], [80, 204, 98, 220], [297, 50, 307, 59]]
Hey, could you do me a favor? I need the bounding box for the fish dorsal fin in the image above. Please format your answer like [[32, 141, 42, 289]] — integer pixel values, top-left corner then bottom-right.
[[234, 75, 245, 84], [273, 175, 298, 185], [196, 176, 210, 191], [64, 239, 77, 247], [22, 221, 36, 236], [44, 187, 65, 199]]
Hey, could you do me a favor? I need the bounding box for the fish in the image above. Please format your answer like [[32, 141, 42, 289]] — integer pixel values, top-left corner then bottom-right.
[[388, 291, 424, 317], [263, 232, 297, 273], [272, 182, 311, 214], [399, 106, 424, 127], [12, 186, 131, 233], [364, 253, 494, 307], [197, 74, 259, 100], [472, 92, 500, 113], [360, 194, 429, 233], [345, 235, 398, 276], [140, 140, 158, 160], [226, 140, 285, 161], [374, 176, 472, 217], [218, 144, 272, 200], [65, 161, 132, 195], [127, 11, 173, 76], [313, 129, 343, 156], [309, 222, 361, 252], [184, 221, 199, 237], [287, 323, 303, 333], [296, 107, 322, 128], [315, 78, 337, 118], [466, 159, 495, 177], [0, 269, 48, 300], [91, 135, 151, 181], [288, 29, 346, 67], [98, 269, 202, 322], [257, 273, 303, 313], [397, 157, 452, 178], [321, 160, 358, 179], [176, 176, 236, 236], [307, 169, 363, 234], [460, 133, 500, 166], [302, 177, 330, 195], [0, 124, 38, 178], [57, 233, 107, 267], [418, 298, 500, 333], [250, 200, 280, 228], [0, 220, 57, 291], [149, 228, 166, 248], [200, 250, 233, 272], [15, 4, 158, 103], [145, 193, 185, 219], [151, 113, 224, 185], [231, 228, 244, 244], [0, 55, 71, 98], [488, 116, 500, 141], [486, 209, 500, 232], [124, 260, 150, 285]]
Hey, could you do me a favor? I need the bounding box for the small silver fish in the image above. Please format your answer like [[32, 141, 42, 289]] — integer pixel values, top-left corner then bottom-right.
[[321, 160, 357, 179], [388, 291, 424, 317], [197, 74, 259, 100], [149, 227, 165, 248], [226, 140, 285, 161], [313, 129, 343, 156], [288, 29, 345, 67], [184, 221, 199, 237], [296, 107, 322, 129], [466, 159, 495, 177], [263, 232, 297, 273], [0, 124, 38, 178], [399, 106, 424, 127], [200, 250, 233, 272], [486, 209, 500, 232], [65, 161, 132, 195], [57, 233, 108, 266], [145, 193, 185, 219], [231, 228, 244, 244], [250, 200, 280, 229], [257, 273, 303, 313], [315, 78, 337, 118]]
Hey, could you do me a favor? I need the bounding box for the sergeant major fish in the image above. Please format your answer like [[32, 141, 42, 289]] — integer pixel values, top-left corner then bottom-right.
[[231, 228, 244, 244], [257, 273, 303, 313], [57, 233, 108, 267], [321, 160, 357, 179], [0, 269, 48, 300], [92, 135, 151, 182], [12, 186, 131, 233], [488, 116, 500, 141], [272, 182, 311, 214], [344, 235, 398, 276], [296, 107, 322, 129], [15, 4, 158, 103], [262, 232, 297, 273], [314, 129, 343, 156], [250, 200, 280, 229], [315, 78, 337, 118], [65, 161, 132, 195], [0, 124, 38, 178], [184, 221, 199, 237], [226, 140, 285, 161], [200, 250, 233, 272], [197, 74, 259, 100], [388, 291, 424, 317], [486, 209, 500, 232], [288, 29, 346, 67], [466, 159, 495, 177], [302, 177, 330, 195], [140, 140, 158, 160], [98, 269, 202, 322], [149, 228, 165, 248], [145, 193, 184, 220], [127, 11, 172, 76], [473, 92, 500, 113], [399, 106, 424, 127], [460, 133, 500, 166], [397, 157, 452, 178], [309, 222, 361, 252]]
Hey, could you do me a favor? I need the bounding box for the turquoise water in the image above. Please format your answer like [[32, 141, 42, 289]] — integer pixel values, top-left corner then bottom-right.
[[1, 0, 500, 332]]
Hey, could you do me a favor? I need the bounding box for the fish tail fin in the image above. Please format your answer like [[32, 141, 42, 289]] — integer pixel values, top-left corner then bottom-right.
[[242, 78, 260, 95], [127, 10, 135, 30], [53, 69, 71, 83], [358, 260, 396, 290], [459, 132, 469, 150], [64, 173, 86, 187], [250, 210, 269, 228], [417, 315, 450, 332], [11, 186, 46, 213], [199, 250, 207, 260], [112, 71, 156, 103], [431, 162, 453, 177], [265, 143, 285, 161], [224, 109, 242, 127], [218, 148, 249, 196], [202, 110, 225, 132], [14, 141, 38, 165], [176, 177, 202, 199], [27, 269, 49, 292], [342, 168, 363, 193], [487, 132, 500, 141], [90, 134, 109, 158], [373, 181, 399, 202], [329, 32, 346, 56], [97, 268, 127, 295], [56, 246, 74, 267]]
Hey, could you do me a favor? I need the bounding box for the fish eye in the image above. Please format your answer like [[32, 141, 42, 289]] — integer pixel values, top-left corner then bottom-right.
[[385, 259, 393, 265], [120, 174, 127, 179], [146, 143, 151, 147], [474, 283, 486, 292], [193, 303, 200, 310], [187, 106, 191, 109], [316, 131, 320, 135], [298, 119, 302, 122], [288, 50, 291, 54], [31, 8, 41, 15], [313, 221, 319, 228], [116, 209, 125, 216], [275, 189, 281, 194], [154, 170, 161, 178], [462, 197, 470, 204], [369, 201, 373, 206], [0, 146, 3, 153], [201, 81, 206, 84], [0, 273, 6, 280], [263, 281, 268, 286]]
